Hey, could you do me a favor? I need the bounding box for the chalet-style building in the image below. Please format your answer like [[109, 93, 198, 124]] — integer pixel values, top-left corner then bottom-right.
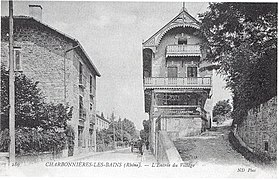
[[143, 7, 213, 153], [1, 5, 100, 156], [96, 114, 110, 130]]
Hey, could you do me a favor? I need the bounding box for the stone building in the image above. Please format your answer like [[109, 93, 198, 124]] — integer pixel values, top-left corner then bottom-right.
[[1, 5, 100, 155], [96, 114, 110, 130], [142, 7, 213, 153]]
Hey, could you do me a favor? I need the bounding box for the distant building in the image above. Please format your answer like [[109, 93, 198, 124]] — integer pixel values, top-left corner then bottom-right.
[[1, 5, 101, 155], [142, 7, 213, 153], [96, 114, 110, 130]]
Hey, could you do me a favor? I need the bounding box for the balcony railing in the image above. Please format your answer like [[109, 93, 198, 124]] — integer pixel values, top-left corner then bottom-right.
[[144, 77, 211, 88], [166, 44, 201, 57]]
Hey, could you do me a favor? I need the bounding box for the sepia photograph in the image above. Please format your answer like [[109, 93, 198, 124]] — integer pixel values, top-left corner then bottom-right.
[[0, 0, 277, 178]]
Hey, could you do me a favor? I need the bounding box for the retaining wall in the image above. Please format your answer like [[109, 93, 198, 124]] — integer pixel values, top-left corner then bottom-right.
[[237, 96, 277, 159]]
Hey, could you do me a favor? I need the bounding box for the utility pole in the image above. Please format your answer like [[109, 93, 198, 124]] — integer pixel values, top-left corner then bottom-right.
[[9, 0, 15, 165], [120, 117, 123, 143], [111, 112, 115, 149]]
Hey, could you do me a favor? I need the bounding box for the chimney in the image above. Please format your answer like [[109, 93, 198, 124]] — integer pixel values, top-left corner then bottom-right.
[[29, 5, 43, 21]]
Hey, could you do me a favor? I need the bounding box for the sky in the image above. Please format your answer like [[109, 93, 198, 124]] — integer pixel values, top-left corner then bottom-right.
[[1, 1, 232, 130]]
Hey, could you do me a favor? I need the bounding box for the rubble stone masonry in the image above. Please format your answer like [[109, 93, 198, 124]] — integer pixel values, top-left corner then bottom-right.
[[1, 17, 98, 155], [237, 96, 277, 159]]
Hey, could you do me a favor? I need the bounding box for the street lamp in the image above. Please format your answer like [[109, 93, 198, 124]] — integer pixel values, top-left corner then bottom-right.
[[63, 45, 79, 105]]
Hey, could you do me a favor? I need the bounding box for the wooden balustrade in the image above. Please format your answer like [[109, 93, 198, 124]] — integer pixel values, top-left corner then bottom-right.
[[144, 77, 211, 88]]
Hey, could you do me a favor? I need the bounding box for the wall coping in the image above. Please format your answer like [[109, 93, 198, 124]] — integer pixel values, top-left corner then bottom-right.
[[159, 131, 183, 163]]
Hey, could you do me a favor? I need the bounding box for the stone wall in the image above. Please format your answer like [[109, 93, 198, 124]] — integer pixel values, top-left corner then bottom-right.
[[156, 131, 183, 163], [237, 96, 277, 159], [163, 116, 206, 140]]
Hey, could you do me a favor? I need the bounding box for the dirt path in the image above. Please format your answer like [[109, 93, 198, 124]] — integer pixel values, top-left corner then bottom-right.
[[174, 126, 252, 166], [173, 124, 276, 178]]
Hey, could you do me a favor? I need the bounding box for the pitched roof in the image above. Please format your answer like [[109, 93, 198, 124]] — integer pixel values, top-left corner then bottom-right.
[[143, 8, 201, 47], [96, 114, 111, 124], [1, 16, 101, 77]]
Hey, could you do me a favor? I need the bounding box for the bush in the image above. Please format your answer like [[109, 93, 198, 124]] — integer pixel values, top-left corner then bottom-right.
[[0, 66, 73, 155], [0, 127, 67, 155]]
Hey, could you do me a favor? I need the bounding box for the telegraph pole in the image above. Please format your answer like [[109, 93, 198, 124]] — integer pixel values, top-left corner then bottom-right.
[[120, 117, 123, 143], [9, 0, 15, 165], [111, 112, 115, 149]]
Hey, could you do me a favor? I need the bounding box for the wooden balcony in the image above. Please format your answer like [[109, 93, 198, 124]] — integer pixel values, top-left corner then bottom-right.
[[144, 77, 211, 89], [166, 44, 201, 57]]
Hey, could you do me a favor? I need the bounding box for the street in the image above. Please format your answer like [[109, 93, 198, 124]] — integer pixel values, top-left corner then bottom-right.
[[174, 119, 277, 178], [2, 127, 276, 178], [2, 148, 158, 177]]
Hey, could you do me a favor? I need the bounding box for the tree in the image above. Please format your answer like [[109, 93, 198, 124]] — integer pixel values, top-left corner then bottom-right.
[[199, 3, 277, 124], [105, 117, 137, 143], [1, 65, 44, 129], [0, 66, 73, 154], [140, 119, 150, 142], [213, 99, 232, 117], [213, 100, 232, 125]]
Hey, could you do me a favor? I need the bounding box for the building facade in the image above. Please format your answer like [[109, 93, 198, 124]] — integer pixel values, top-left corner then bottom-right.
[[96, 114, 110, 130], [142, 7, 213, 153], [1, 7, 100, 156]]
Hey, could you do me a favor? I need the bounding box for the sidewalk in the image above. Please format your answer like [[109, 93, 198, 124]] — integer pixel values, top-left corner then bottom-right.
[[59, 147, 129, 162], [141, 149, 157, 164]]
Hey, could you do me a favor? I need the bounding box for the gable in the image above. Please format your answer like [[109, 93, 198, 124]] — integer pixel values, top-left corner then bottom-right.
[[143, 9, 200, 48]]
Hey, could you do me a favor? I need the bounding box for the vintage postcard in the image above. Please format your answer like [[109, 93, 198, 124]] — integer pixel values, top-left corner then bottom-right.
[[0, 1, 277, 178]]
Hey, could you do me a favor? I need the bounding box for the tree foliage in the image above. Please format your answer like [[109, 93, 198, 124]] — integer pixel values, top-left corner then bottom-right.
[[140, 119, 150, 142], [0, 66, 73, 154], [96, 115, 138, 148], [213, 99, 232, 117], [199, 3, 277, 124]]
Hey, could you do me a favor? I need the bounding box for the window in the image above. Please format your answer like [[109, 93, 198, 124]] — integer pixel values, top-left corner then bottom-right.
[[79, 95, 84, 119], [89, 75, 93, 94], [175, 33, 188, 45], [187, 67, 197, 77], [264, 141, 268, 151], [79, 96, 83, 109], [14, 48, 22, 71], [78, 126, 84, 147], [79, 62, 83, 84], [167, 67, 178, 78], [90, 103, 93, 111], [178, 37, 187, 45], [8, 47, 22, 71], [89, 129, 93, 147]]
